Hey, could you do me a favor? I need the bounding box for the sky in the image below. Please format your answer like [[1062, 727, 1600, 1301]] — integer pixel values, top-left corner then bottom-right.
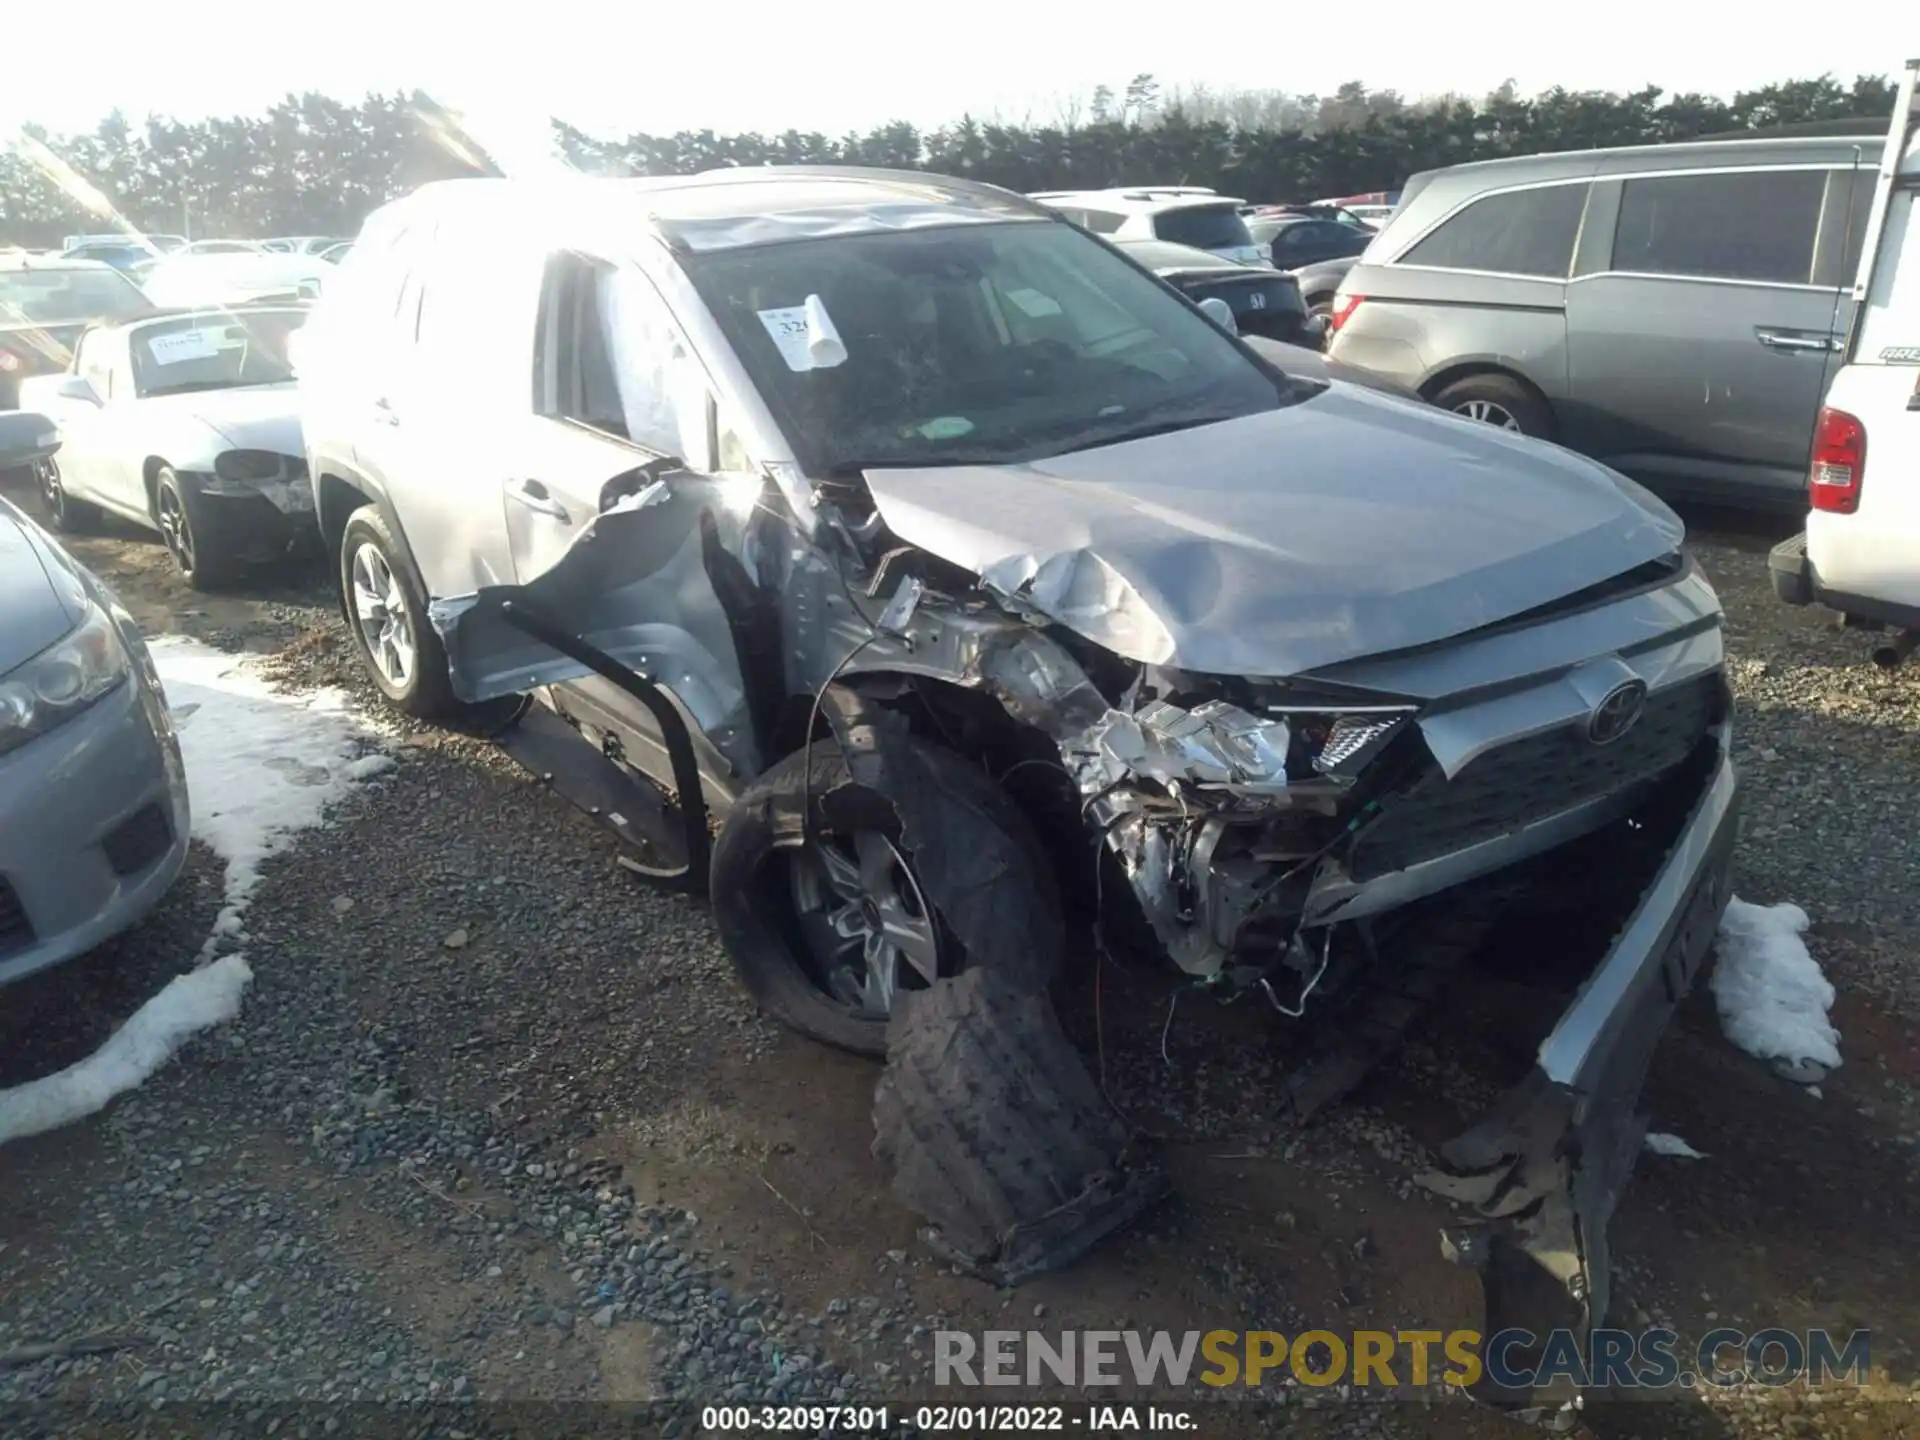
[[4, 0, 1902, 143]]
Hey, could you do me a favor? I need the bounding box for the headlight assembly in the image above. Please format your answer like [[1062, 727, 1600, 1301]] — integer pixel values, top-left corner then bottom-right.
[[0, 604, 130, 758]]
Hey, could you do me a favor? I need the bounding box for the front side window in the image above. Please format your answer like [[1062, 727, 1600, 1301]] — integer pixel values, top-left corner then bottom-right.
[[129, 310, 303, 398], [1152, 205, 1257, 251], [1611, 169, 1825, 285], [0, 266, 151, 326], [74, 330, 114, 399], [533, 253, 690, 457], [687, 219, 1287, 474], [1400, 182, 1590, 278]]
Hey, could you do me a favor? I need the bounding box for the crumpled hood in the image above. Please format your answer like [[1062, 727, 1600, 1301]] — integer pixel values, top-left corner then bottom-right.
[[864, 383, 1684, 677], [0, 502, 82, 676], [142, 383, 303, 456]]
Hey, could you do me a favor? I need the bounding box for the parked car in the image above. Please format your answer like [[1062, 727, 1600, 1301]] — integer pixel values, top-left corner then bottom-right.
[[0, 411, 190, 986], [1247, 203, 1376, 230], [1290, 254, 1359, 317], [19, 306, 313, 588], [1116, 238, 1326, 348], [63, 232, 185, 255], [317, 241, 354, 265], [1249, 214, 1375, 270], [1771, 62, 1920, 659], [137, 252, 329, 309], [1028, 187, 1270, 265], [0, 254, 158, 410], [1327, 130, 1881, 510], [298, 168, 1737, 1413], [178, 239, 268, 256], [262, 237, 353, 255]]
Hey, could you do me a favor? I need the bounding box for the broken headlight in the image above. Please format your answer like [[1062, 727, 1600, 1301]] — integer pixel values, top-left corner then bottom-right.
[[1257, 683, 1420, 783]]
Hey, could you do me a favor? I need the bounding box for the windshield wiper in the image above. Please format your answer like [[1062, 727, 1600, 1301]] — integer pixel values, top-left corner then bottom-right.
[[1048, 411, 1246, 456]]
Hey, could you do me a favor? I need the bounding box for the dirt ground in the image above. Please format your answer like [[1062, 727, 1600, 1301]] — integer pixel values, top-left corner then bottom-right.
[[2, 480, 1917, 1439]]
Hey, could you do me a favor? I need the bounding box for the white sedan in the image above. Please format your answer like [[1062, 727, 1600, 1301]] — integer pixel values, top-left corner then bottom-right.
[[19, 306, 315, 589]]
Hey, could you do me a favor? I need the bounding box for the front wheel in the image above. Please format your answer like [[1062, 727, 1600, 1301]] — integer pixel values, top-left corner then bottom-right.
[[155, 466, 240, 591], [338, 504, 461, 718], [710, 737, 1063, 1056]]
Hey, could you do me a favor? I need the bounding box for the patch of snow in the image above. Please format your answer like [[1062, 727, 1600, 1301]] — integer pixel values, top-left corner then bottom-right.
[[0, 956, 252, 1144], [150, 637, 390, 954], [1711, 896, 1841, 1081], [1644, 1131, 1706, 1159], [0, 638, 394, 1147]]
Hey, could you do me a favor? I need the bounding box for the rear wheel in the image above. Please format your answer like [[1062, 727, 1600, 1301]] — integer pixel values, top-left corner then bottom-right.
[[338, 504, 461, 718], [36, 459, 100, 534], [1432, 373, 1556, 439], [1307, 292, 1336, 317]]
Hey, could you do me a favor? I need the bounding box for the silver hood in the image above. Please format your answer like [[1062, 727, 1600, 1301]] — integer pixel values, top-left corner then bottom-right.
[[143, 382, 303, 456], [0, 501, 84, 676], [863, 384, 1684, 677]]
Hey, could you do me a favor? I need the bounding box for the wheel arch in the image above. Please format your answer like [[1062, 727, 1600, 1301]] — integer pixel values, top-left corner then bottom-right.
[[1419, 363, 1560, 435], [313, 461, 428, 619]]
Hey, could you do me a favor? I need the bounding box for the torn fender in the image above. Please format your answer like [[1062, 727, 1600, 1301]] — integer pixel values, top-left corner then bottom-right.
[[1417, 744, 1737, 1423]]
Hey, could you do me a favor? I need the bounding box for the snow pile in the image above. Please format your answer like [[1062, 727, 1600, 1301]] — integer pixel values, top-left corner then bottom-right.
[[151, 637, 391, 956], [1711, 897, 1841, 1083], [1644, 1131, 1706, 1160], [0, 638, 393, 1147], [0, 956, 252, 1145]]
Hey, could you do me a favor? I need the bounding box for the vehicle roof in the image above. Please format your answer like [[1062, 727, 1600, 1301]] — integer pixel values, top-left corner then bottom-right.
[[1030, 187, 1248, 214], [387, 167, 1054, 254], [1116, 238, 1267, 275], [1409, 131, 1883, 192]]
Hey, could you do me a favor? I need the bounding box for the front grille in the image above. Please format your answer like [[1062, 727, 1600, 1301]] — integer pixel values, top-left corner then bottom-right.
[[1349, 671, 1724, 881], [0, 876, 33, 958], [102, 802, 173, 877]]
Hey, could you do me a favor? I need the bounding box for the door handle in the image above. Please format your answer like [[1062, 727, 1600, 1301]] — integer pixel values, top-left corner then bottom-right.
[[371, 396, 400, 424], [505, 478, 572, 522], [1755, 330, 1837, 354]]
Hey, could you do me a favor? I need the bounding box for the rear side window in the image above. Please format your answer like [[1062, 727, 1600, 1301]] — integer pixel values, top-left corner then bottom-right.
[[1079, 209, 1124, 235], [1399, 182, 1589, 278], [1153, 205, 1256, 250], [1611, 169, 1825, 285]]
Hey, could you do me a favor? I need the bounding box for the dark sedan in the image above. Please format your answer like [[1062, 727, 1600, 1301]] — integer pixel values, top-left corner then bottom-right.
[[1115, 239, 1326, 349], [1249, 214, 1374, 270], [0, 256, 157, 410]]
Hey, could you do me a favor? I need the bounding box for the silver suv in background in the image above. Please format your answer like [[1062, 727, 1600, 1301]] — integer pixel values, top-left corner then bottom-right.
[[1328, 131, 1881, 510], [1028, 187, 1271, 266]]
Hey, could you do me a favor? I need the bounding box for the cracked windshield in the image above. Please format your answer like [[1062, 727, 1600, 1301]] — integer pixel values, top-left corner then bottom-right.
[[1, 7, 1914, 1438]]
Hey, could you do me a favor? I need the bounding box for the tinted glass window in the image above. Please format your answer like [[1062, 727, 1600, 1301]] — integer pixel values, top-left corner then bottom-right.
[[0, 267, 150, 324], [1153, 205, 1256, 250], [1401, 182, 1589, 278], [1611, 169, 1824, 284], [130, 310, 304, 397], [1835, 167, 1874, 285], [688, 221, 1283, 474], [1182, 274, 1306, 317], [1079, 209, 1124, 235]]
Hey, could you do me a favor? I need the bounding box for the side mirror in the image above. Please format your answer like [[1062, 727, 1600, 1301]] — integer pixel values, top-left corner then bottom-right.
[[55, 375, 101, 405], [1198, 296, 1239, 335], [0, 411, 62, 467]]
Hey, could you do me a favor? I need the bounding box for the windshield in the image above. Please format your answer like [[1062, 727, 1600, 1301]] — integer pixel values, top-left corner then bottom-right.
[[0, 267, 150, 326], [129, 310, 304, 397], [688, 220, 1286, 472], [1152, 205, 1257, 251]]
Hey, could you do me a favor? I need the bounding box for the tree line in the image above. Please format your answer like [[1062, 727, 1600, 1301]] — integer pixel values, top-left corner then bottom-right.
[[0, 72, 1894, 249]]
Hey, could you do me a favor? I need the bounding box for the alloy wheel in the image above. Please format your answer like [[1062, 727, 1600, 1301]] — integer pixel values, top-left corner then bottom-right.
[[156, 485, 195, 573], [349, 541, 416, 689], [789, 830, 941, 1018], [1454, 398, 1523, 431]]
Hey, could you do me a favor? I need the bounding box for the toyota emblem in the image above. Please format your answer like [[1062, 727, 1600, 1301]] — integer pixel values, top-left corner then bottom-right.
[[1586, 679, 1649, 745]]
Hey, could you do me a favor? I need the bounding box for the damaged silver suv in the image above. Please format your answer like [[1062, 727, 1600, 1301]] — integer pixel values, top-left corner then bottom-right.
[[299, 168, 1737, 1421]]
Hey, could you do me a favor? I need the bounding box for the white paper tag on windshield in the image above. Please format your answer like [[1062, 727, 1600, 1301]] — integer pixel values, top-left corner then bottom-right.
[[146, 328, 226, 364], [1004, 287, 1063, 319], [757, 303, 847, 372]]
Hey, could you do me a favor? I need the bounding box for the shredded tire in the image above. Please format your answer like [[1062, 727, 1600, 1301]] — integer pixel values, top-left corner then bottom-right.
[[873, 967, 1169, 1285]]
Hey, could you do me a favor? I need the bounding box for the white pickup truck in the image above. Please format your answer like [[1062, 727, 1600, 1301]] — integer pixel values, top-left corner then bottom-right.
[[1772, 59, 1920, 664]]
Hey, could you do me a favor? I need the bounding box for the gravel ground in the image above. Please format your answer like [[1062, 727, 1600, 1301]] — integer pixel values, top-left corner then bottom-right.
[[1, 498, 1917, 1440]]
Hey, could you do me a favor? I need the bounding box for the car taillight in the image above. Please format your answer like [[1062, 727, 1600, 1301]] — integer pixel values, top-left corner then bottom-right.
[[1808, 407, 1866, 515], [1328, 294, 1364, 333]]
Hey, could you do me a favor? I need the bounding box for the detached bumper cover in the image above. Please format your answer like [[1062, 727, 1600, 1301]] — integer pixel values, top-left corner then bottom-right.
[[1419, 741, 1737, 1423]]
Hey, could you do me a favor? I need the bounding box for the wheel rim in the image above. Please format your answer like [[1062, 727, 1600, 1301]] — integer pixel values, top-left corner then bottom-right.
[[1455, 398, 1523, 431], [349, 541, 415, 689], [37, 461, 63, 520], [156, 485, 194, 572], [788, 830, 941, 1018]]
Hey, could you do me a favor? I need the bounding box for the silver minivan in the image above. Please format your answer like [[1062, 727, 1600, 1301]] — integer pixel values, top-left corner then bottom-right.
[[1328, 131, 1882, 509]]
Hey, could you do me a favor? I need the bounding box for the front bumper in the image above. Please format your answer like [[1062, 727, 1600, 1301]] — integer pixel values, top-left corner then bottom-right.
[[0, 650, 191, 986], [1419, 738, 1737, 1424], [186, 472, 319, 561]]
